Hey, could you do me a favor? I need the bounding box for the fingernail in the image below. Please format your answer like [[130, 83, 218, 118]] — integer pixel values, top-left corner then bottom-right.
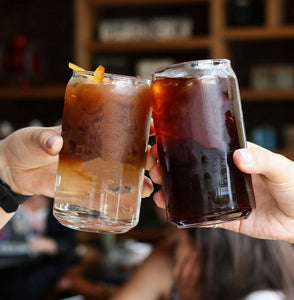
[[45, 135, 60, 148], [239, 149, 254, 164]]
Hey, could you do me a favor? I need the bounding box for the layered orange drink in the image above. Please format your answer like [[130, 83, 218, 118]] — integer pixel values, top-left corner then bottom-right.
[[53, 64, 151, 233]]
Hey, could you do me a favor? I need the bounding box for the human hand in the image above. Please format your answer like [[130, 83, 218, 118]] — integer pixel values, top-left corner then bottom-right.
[[142, 119, 156, 198], [149, 142, 294, 243], [0, 125, 155, 199], [0, 126, 63, 197], [219, 142, 294, 243], [148, 143, 165, 208]]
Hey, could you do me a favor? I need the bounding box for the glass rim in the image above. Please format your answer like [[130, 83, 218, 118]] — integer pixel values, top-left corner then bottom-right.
[[151, 58, 231, 76], [72, 70, 150, 84]]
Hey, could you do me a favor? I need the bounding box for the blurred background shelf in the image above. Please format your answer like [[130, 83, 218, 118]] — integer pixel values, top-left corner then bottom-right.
[[88, 0, 209, 6], [0, 84, 65, 100], [74, 0, 294, 160], [0, 0, 293, 154], [224, 25, 294, 40], [0, 0, 293, 155], [89, 37, 211, 53], [241, 88, 294, 101]]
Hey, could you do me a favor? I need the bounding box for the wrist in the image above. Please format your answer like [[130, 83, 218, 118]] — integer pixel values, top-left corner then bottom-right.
[[0, 178, 33, 213]]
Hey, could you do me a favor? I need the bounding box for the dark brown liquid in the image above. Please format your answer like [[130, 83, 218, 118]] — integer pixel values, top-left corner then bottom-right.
[[60, 78, 151, 166], [151, 76, 255, 226]]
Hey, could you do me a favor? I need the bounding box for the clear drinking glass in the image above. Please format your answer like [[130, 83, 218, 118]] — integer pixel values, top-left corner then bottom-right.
[[53, 70, 151, 233], [150, 59, 255, 227]]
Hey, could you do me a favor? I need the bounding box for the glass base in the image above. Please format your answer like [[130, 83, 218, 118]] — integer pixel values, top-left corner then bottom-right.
[[53, 205, 138, 234], [170, 209, 252, 228]]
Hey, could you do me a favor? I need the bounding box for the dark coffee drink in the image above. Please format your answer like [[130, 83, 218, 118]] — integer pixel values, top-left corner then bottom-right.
[[150, 60, 255, 227]]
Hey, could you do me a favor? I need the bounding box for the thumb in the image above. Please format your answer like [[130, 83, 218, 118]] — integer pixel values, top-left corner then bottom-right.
[[233, 142, 294, 184], [29, 126, 63, 156], [5, 126, 63, 168], [22, 126, 63, 157]]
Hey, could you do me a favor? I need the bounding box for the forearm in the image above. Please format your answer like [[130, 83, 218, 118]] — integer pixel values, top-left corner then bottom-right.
[[110, 243, 174, 300]]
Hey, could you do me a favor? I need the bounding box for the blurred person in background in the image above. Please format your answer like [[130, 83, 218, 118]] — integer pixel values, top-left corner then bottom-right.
[[110, 226, 294, 300], [0, 195, 78, 300]]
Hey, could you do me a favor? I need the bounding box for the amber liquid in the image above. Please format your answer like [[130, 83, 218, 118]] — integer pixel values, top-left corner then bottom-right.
[[54, 75, 151, 233], [151, 76, 255, 227]]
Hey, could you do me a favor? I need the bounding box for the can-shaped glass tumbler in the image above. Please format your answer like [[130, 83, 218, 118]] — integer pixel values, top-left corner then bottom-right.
[[150, 59, 255, 227], [53, 70, 151, 233]]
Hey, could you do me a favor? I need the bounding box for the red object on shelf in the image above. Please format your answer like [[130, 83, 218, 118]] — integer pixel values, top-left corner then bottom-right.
[[0, 43, 11, 83], [0, 35, 45, 86]]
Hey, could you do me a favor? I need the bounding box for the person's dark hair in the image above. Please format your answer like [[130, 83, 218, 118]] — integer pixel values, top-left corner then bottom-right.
[[191, 228, 294, 300]]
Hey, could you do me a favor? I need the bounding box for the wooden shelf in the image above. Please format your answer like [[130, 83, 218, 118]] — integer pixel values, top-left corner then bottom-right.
[[89, 37, 211, 53], [88, 0, 208, 7], [224, 25, 294, 40], [241, 88, 294, 101], [0, 83, 65, 100]]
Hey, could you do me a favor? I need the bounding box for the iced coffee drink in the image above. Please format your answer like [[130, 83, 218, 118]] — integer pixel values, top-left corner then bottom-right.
[[54, 65, 151, 233], [150, 59, 255, 227]]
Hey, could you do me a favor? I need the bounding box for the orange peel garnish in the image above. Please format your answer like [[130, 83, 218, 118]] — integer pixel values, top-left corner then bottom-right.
[[68, 62, 105, 82], [68, 62, 85, 72], [93, 65, 105, 82]]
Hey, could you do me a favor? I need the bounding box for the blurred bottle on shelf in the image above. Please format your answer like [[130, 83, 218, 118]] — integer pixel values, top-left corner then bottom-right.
[[251, 125, 278, 151], [54, 119, 62, 126], [0, 35, 45, 87], [28, 119, 43, 127], [285, 0, 294, 24], [0, 121, 14, 139], [226, 0, 264, 26], [0, 43, 10, 85]]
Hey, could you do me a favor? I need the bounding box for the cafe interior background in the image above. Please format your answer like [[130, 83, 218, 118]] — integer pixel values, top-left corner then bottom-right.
[[1, 0, 294, 299]]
